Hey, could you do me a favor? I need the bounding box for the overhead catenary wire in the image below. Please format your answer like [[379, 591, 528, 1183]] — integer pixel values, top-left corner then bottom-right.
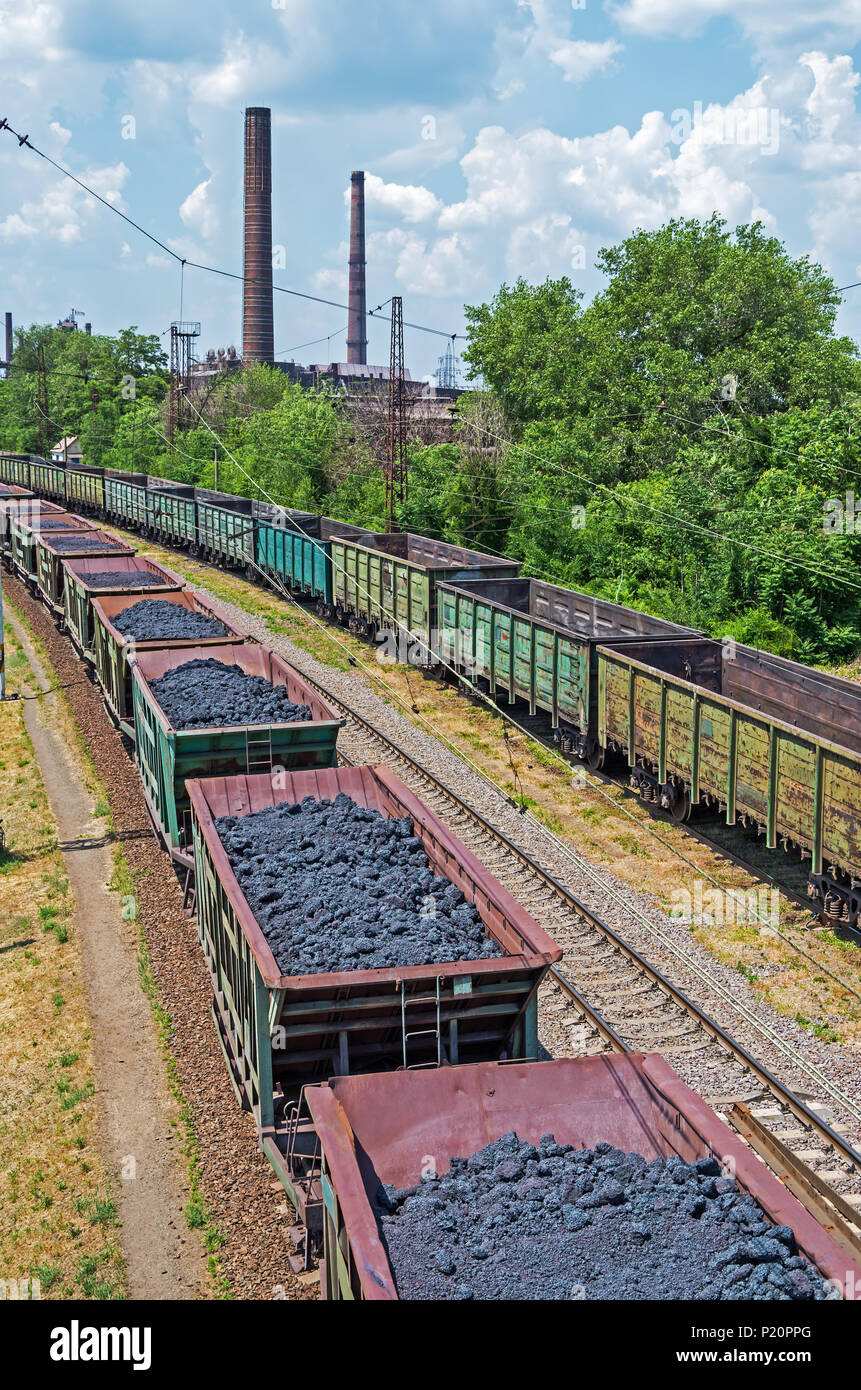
[[0, 118, 461, 343]]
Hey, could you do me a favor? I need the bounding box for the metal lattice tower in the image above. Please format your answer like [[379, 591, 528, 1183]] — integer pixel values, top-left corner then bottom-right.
[[168, 321, 201, 444], [386, 296, 407, 532], [435, 339, 460, 390]]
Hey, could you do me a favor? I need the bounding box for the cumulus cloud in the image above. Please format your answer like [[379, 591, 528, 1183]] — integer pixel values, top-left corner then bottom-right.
[[363, 173, 442, 223], [180, 178, 219, 239], [610, 0, 861, 47], [0, 162, 129, 246]]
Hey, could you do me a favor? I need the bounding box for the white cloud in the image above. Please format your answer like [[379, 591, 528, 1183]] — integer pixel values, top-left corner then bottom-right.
[[180, 178, 219, 239], [48, 121, 72, 145], [547, 38, 623, 83], [0, 162, 129, 246], [363, 173, 442, 223], [610, 0, 861, 47]]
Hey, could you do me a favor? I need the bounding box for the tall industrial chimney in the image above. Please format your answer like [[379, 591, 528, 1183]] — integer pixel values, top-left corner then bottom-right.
[[4, 313, 12, 374], [242, 107, 274, 367], [347, 171, 367, 365]]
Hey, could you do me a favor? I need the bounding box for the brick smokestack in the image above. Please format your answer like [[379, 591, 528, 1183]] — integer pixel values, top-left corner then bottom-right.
[[4, 312, 12, 372], [347, 171, 367, 365], [242, 107, 274, 366]]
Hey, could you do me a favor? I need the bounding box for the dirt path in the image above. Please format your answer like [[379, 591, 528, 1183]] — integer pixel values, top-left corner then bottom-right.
[[7, 610, 210, 1300]]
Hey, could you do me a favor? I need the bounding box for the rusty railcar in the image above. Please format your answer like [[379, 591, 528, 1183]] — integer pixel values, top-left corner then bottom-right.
[[596, 637, 861, 926], [187, 765, 561, 1225], [304, 1054, 861, 1300]]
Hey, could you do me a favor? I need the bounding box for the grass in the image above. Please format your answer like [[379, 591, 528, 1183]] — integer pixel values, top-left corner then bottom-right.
[[0, 613, 125, 1300]]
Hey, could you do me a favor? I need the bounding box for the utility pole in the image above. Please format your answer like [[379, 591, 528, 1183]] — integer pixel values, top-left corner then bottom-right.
[[213, 445, 218, 490], [385, 296, 407, 533], [35, 344, 49, 459]]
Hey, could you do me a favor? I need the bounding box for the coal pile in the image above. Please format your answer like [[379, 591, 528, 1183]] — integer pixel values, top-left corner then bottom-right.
[[148, 657, 312, 730], [48, 533, 123, 553], [214, 791, 503, 975], [84, 570, 167, 591], [113, 598, 229, 642], [35, 518, 84, 530], [375, 1135, 835, 1301]]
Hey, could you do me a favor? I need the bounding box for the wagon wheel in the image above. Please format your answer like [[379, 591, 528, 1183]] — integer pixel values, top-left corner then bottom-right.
[[586, 738, 605, 771], [671, 790, 692, 823]]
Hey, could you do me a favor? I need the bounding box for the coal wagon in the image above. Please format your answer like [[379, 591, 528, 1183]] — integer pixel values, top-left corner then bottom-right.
[[304, 1053, 860, 1300], [93, 588, 248, 735], [132, 643, 343, 865], [63, 554, 186, 659], [37, 526, 135, 612], [187, 763, 561, 1226]]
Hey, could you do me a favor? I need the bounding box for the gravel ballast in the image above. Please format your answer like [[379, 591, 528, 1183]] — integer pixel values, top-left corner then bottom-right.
[[148, 657, 312, 729], [114, 598, 229, 642], [214, 791, 503, 975], [83, 570, 168, 591], [376, 1134, 835, 1301]]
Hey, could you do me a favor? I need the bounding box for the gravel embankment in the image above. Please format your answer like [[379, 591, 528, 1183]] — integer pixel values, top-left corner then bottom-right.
[[4, 572, 314, 1302], [114, 598, 228, 641], [378, 1135, 834, 1301], [215, 791, 501, 975], [149, 657, 311, 729]]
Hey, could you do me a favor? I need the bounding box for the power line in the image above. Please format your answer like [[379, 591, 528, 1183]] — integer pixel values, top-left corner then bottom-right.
[[0, 118, 462, 343]]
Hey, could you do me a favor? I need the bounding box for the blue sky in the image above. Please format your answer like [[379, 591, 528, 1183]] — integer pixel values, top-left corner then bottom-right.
[[2, 0, 861, 379]]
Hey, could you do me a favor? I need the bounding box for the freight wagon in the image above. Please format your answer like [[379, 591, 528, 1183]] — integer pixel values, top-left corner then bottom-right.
[[437, 577, 700, 764], [0, 482, 33, 499], [255, 514, 372, 606], [148, 484, 198, 549], [10, 512, 95, 584], [64, 464, 106, 514], [132, 644, 343, 865], [0, 452, 33, 489], [330, 533, 520, 662], [194, 491, 291, 570], [93, 589, 248, 735], [37, 526, 135, 612], [28, 456, 67, 502], [304, 1053, 860, 1300], [1, 499, 64, 558], [187, 764, 561, 1207], [63, 554, 186, 658], [596, 637, 861, 926], [103, 471, 150, 530]]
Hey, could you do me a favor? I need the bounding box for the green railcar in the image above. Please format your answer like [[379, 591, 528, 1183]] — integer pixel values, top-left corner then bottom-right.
[[10, 512, 90, 582], [37, 527, 134, 610], [29, 457, 67, 502], [255, 514, 370, 605], [65, 465, 106, 514], [132, 643, 343, 864], [92, 588, 246, 734], [194, 490, 258, 567], [148, 485, 198, 548], [596, 637, 861, 926], [64, 555, 185, 659], [0, 454, 32, 488], [436, 577, 700, 760], [103, 472, 149, 529], [331, 533, 520, 663]]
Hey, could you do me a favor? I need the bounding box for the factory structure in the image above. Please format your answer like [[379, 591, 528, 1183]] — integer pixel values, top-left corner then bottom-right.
[[191, 107, 462, 416]]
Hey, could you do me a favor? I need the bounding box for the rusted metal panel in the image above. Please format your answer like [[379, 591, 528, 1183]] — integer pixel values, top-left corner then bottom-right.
[[188, 765, 561, 1120], [306, 1054, 861, 1300], [597, 638, 861, 900]]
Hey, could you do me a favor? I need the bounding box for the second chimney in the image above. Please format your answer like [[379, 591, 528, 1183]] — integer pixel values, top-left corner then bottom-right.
[[347, 171, 367, 365], [243, 107, 275, 367], [4, 312, 12, 373]]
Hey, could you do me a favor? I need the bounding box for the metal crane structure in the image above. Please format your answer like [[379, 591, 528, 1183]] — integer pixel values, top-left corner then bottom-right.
[[385, 296, 408, 533], [168, 320, 201, 446]]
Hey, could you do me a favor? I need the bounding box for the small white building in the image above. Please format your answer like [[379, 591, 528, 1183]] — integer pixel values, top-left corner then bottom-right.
[[51, 436, 83, 465]]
